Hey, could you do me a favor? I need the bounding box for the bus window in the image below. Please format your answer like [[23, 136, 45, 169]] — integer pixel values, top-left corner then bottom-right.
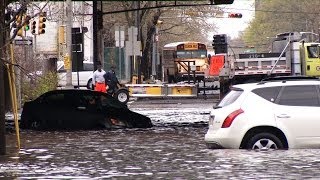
[[307, 46, 319, 58], [177, 50, 207, 59], [177, 51, 191, 58], [192, 50, 207, 58]]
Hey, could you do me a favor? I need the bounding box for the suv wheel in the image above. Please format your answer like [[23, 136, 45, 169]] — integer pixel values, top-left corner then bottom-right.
[[246, 132, 283, 150]]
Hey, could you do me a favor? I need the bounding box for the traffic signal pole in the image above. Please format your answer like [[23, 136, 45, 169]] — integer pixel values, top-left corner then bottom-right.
[[66, 0, 73, 88]]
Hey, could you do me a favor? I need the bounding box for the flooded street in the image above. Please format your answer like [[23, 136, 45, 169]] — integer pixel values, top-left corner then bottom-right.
[[1, 99, 320, 179]]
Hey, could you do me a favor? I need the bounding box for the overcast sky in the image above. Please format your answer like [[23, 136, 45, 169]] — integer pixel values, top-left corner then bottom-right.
[[208, 0, 255, 39]]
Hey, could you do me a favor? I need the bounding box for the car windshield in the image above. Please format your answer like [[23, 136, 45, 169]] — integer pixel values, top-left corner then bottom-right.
[[217, 88, 243, 107]]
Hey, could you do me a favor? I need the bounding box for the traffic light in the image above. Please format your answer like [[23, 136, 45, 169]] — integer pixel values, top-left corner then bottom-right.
[[212, 34, 227, 46], [212, 35, 220, 46], [214, 45, 228, 54], [31, 21, 37, 35], [16, 15, 23, 37], [228, 13, 242, 18], [220, 34, 227, 44], [210, 0, 234, 5], [212, 34, 228, 54], [5, 10, 11, 23], [24, 15, 31, 31], [38, 12, 46, 35]]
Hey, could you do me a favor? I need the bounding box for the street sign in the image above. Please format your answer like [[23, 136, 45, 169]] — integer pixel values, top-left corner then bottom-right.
[[115, 26, 125, 47], [125, 26, 141, 56], [14, 39, 33, 46], [64, 54, 71, 70]]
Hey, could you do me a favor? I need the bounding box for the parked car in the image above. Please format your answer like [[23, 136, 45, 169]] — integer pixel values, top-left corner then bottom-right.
[[57, 61, 94, 89], [205, 76, 320, 150], [20, 89, 152, 130]]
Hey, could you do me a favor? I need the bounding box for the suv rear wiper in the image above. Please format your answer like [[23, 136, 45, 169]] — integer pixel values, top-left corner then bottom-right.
[[213, 106, 222, 109]]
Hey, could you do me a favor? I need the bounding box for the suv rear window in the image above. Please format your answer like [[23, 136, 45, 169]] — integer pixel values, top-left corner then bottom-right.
[[218, 88, 243, 107]]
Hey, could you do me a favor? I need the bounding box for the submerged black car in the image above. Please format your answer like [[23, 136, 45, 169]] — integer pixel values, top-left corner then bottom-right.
[[20, 89, 152, 130]]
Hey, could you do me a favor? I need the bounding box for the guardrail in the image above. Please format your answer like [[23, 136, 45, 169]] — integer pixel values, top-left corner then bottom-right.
[[166, 84, 197, 97]]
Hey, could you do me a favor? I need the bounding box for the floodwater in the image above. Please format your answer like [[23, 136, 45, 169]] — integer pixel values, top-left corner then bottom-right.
[[1, 99, 320, 179]]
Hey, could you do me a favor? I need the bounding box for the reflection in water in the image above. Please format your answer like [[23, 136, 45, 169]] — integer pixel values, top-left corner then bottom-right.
[[1, 107, 320, 179]]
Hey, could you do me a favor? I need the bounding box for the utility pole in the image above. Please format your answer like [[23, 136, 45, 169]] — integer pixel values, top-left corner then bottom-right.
[[135, 1, 142, 84], [93, 0, 98, 70], [66, 0, 73, 88]]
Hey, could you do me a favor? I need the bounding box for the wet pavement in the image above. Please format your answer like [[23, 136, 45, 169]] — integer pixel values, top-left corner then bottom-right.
[[1, 98, 320, 179]]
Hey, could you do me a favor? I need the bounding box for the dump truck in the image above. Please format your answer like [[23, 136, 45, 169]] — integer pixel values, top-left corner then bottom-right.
[[216, 32, 320, 97]]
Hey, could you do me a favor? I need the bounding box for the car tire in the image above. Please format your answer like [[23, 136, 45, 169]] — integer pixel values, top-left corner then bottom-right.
[[114, 89, 129, 104], [87, 79, 93, 89], [246, 132, 283, 150]]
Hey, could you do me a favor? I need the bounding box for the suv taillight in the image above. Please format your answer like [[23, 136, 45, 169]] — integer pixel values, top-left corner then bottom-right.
[[221, 109, 244, 128]]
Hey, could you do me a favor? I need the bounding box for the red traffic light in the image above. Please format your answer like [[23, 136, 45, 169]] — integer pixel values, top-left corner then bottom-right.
[[228, 13, 242, 18], [25, 15, 31, 22]]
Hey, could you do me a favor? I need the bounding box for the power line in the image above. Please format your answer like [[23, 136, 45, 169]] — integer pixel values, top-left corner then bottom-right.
[[223, 7, 320, 15]]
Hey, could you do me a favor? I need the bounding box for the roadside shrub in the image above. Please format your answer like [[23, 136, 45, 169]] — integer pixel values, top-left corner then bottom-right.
[[22, 71, 58, 104]]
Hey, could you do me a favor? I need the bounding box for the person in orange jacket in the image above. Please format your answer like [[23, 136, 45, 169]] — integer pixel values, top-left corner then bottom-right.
[[92, 63, 107, 92]]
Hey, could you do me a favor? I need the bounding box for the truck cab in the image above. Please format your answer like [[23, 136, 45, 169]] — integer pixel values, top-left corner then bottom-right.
[[300, 42, 320, 77]]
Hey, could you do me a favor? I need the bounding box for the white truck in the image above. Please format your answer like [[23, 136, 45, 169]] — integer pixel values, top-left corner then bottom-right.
[[217, 32, 320, 96], [57, 60, 93, 89]]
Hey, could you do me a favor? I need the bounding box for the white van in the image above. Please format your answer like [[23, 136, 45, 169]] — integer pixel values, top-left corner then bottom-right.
[[57, 61, 93, 89]]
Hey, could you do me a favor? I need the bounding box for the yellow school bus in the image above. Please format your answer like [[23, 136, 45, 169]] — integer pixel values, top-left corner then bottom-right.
[[162, 41, 209, 83]]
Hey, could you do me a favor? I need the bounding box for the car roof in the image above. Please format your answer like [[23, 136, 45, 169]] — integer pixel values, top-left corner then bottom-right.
[[233, 79, 320, 92], [42, 89, 111, 97], [48, 89, 94, 93], [39, 89, 127, 108]]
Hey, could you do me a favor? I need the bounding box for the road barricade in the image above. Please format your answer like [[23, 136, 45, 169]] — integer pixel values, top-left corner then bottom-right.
[[126, 84, 165, 97], [125, 83, 198, 98], [166, 84, 198, 97]]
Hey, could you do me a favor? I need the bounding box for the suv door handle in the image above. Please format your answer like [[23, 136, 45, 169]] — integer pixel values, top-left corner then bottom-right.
[[77, 106, 86, 110], [276, 114, 290, 118]]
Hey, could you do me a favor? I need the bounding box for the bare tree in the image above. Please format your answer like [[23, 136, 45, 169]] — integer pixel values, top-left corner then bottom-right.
[[101, 1, 222, 79]]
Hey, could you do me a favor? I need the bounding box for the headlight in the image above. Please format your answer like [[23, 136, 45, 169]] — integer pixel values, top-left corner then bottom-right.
[[209, 115, 215, 126]]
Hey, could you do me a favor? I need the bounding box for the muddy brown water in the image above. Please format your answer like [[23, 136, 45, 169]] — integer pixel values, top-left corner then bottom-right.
[[1, 99, 320, 179]]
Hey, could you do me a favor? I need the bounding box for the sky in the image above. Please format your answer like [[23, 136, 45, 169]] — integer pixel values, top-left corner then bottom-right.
[[208, 0, 255, 39]]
